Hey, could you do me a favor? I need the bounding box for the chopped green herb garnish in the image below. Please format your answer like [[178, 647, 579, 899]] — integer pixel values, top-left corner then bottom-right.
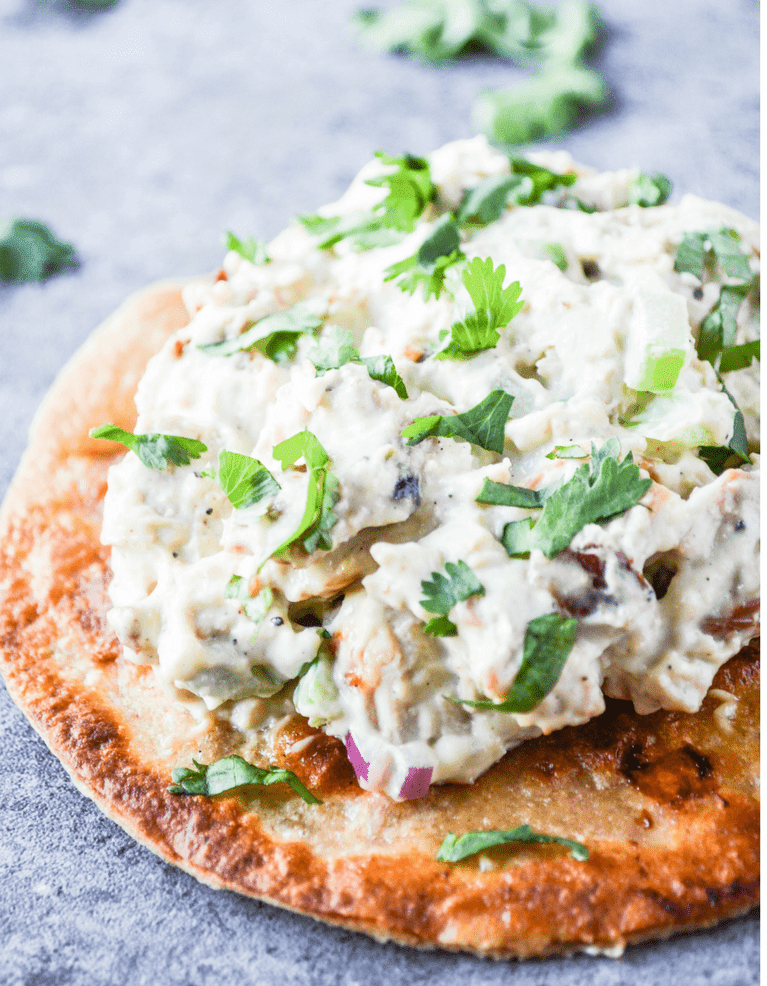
[[474, 62, 607, 147], [545, 444, 587, 460], [384, 214, 464, 300], [89, 424, 207, 470], [542, 242, 568, 271], [699, 375, 750, 474], [627, 173, 673, 208], [436, 257, 523, 360], [495, 439, 652, 559], [674, 228, 757, 373], [198, 303, 323, 362], [0, 219, 79, 283], [168, 755, 321, 804], [507, 157, 578, 200], [225, 231, 269, 265], [475, 478, 547, 508], [268, 430, 339, 559], [202, 450, 280, 509], [456, 174, 534, 226], [225, 576, 274, 629], [300, 152, 435, 251], [420, 560, 485, 637], [366, 151, 435, 229], [437, 824, 588, 862], [449, 612, 577, 712], [402, 389, 514, 454], [697, 283, 751, 365], [718, 339, 760, 373], [307, 326, 409, 398]]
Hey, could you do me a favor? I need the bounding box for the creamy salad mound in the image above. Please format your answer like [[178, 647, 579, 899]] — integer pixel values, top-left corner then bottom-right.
[[99, 137, 760, 801]]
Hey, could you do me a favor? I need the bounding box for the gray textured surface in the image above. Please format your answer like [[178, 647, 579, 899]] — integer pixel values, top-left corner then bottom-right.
[[0, 0, 759, 983]]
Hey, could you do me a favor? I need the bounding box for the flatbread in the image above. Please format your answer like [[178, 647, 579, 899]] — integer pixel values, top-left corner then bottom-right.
[[0, 283, 758, 958]]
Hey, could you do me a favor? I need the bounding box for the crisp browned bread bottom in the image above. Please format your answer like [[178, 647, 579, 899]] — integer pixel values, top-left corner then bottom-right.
[[0, 283, 759, 958]]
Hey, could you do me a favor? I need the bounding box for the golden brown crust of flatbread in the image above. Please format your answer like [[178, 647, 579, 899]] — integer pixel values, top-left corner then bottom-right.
[[0, 283, 759, 958]]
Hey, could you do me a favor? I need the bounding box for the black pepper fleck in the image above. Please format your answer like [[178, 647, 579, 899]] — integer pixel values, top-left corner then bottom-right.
[[735, 519, 746, 532], [693, 286, 704, 300], [172, 552, 178, 558], [206, 507, 213, 515], [581, 258, 600, 280], [271, 616, 284, 626]]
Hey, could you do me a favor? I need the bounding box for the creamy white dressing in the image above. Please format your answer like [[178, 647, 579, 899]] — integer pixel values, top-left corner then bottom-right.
[[101, 136, 760, 800]]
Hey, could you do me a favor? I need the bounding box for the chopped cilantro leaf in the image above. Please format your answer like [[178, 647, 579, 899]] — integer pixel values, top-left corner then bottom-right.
[[498, 440, 652, 559], [508, 157, 578, 200], [699, 375, 750, 474], [450, 612, 577, 712], [307, 326, 408, 398], [0, 219, 79, 283], [168, 755, 321, 804], [545, 444, 587, 460], [456, 173, 534, 225], [225, 231, 269, 265], [697, 283, 751, 364], [627, 173, 673, 208], [366, 151, 435, 229], [300, 152, 434, 252], [420, 560, 485, 636], [89, 424, 207, 470], [198, 303, 322, 362], [202, 450, 280, 509], [707, 229, 753, 281], [674, 232, 708, 280], [475, 478, 546, 508], [402, 389, 514, 454], [437, 825, 588, 863], [268, 430, 339, 559], [718, 339, 760, 373], [474, 62, 607, 146], [436, 257, 524, 360], [542, 242, 568, 271], [384, 214, 464, 300]]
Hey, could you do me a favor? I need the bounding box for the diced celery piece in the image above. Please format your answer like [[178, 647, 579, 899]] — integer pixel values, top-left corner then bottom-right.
[[624, 289, 689, 392], [623, 388, 734, 448]]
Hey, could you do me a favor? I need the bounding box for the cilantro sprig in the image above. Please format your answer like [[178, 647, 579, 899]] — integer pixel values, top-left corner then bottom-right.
[[307, 326, 408, 398], [198, 303, 323, 362], [402, 389, 514, 455], [676, 228, 757, 372], [436, 257, 523, 360], [437, 825, 588, 863], [225, 231, 269, 265], [89, 424, 207, 470], [203, 450, 280, 509], [0, 218, 79, 283], [420, 560, 485, 636], [299, 152, 435, 251], [627, 173, 672, 208], [449, 612, 577, 712], [168, 755, 321, 805], [480, 439, 652, 559], [268, 430, 339, 559]]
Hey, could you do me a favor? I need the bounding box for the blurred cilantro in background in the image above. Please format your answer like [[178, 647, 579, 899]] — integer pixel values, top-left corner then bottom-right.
[[0, 220, 79, 283], [351, 0, 609, 146]]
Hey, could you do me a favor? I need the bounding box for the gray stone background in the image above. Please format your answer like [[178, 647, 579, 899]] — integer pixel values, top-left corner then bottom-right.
[[0, 0, 759, 983]]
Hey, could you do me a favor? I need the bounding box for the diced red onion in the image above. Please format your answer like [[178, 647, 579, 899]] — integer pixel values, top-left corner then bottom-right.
[[345, 732, 368, 781], [398, 766, 433, 800]]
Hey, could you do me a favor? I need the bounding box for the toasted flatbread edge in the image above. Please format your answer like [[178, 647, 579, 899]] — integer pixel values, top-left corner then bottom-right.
[[0, 282, 759, 959]]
